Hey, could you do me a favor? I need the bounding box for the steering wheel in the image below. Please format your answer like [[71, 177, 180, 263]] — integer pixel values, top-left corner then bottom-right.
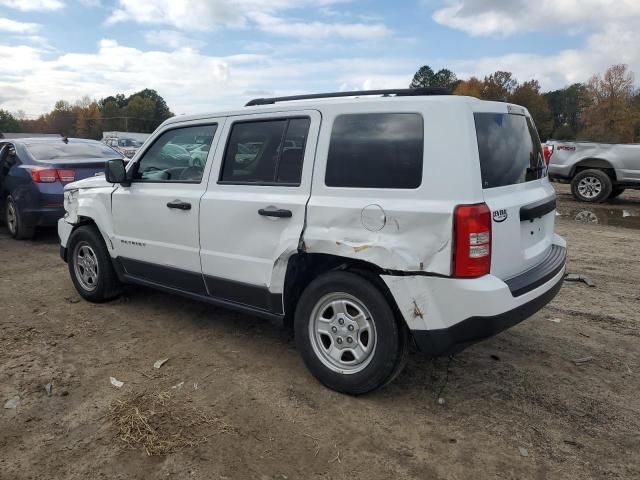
[[180, 166, 203, 181]]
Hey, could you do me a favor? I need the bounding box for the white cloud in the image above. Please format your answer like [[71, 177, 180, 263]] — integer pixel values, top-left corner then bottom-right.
[[0, 38, 413, 116], [0, 18, 41, 34], [250, 12, 391, 40], [426, 1, 640, 90], [449, 21, 640, 89], [106, 0, 386, 40], [0, 0, 64, 11], [432, 0, 640, 36], [143, 30, 205, 49], [107, 0, 246, 30]]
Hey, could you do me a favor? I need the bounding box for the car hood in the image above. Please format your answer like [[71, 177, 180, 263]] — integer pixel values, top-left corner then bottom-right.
[[64, 174, 111, 191]]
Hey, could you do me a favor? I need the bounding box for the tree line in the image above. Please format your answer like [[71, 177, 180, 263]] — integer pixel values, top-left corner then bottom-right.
[[1, 65, 638, 143], [411, 64, 640, 143], [0, 89, 174, 139]]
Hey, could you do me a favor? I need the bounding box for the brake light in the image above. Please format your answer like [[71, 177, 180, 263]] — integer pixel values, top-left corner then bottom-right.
[[30, 168, 76, 184], [543, 144, 554, 165], [30, 168, 57, 183], [453, 203, 491, 278], [57, 169, 76, 183]]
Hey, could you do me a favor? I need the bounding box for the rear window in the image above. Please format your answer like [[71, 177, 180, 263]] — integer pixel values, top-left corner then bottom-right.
[[26, 142, 120, 161], [325, 113, 423, 189], [474, 113, 545, 189]]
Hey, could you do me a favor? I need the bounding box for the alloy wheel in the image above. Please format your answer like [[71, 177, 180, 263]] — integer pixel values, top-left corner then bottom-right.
[[577, 176, 602, 199], [73, 241, 99, 292], [309, 292, 377, 374]]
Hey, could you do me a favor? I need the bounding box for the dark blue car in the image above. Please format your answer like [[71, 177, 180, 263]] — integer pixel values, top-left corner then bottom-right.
[[0, 137, 122, 239]]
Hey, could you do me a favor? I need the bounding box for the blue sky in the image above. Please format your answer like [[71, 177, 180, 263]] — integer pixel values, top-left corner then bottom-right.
[[0, 0, 638, 116]]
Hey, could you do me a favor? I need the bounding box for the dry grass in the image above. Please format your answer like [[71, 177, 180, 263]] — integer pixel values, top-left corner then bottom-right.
[[109, 391, 232, 456]]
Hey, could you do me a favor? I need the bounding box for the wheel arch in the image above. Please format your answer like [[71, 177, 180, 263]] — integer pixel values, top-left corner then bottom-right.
[[571, 158, 617, 180], [282, 252, 406, 331], [67, 215, 115, 257]]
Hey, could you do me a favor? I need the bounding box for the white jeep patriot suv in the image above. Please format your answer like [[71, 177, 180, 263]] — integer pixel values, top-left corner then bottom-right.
[[58, 89, 566, 395]]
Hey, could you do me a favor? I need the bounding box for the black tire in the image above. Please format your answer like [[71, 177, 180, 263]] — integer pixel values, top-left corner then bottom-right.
[[294, 271, 408, 395], [571, 169, 612, 203], [5, 195, 35, 240], [67, 225, 121, 303], [609, 187, 625, 199]]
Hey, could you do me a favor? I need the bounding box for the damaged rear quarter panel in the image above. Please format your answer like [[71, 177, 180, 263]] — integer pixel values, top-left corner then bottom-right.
[[302, 99, 484, 275], [302, 197, 454, 273]]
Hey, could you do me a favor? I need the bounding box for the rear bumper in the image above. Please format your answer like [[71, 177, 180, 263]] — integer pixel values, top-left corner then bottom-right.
[[12, 184, 64, 227], [411, 275, 563, 356], [21, 206, 65, 227], [382, 239, 567, 357], [547, 164, 572, 181]]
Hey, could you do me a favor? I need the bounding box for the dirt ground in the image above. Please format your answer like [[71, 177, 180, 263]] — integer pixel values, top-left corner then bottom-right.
[[1, 184, 639, 480]]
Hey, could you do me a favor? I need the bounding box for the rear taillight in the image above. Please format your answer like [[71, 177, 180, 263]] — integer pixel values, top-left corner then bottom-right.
[[30, 168, 76, 184], [57, 169, 76, 183], [543, 144, 554, 165], [453, 203, 492, 278]]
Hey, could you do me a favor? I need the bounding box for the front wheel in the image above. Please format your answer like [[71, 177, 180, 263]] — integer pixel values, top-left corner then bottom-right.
[[571, 169, 612, 203], [67, 225, 121, 302], [295, 271, 408, 395]]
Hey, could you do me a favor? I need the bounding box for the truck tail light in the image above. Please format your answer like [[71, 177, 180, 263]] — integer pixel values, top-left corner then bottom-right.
[[30, 168, 76, 183], [543, 144, 554, 165], [453, 203, 492, 278]]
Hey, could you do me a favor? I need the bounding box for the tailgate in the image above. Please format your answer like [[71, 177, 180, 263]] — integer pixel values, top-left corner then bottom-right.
[[484, 182, 557, 279], [474, 109, 557, 280]]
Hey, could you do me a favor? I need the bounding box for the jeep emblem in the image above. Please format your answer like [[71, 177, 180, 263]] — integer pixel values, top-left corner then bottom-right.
[[493, 209, 508, 223]]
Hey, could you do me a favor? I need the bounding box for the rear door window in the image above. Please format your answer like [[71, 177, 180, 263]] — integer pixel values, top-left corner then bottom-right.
[[474, 113, 545, 189], [325, 113, 423, 189], [220, 117, 310, 186]]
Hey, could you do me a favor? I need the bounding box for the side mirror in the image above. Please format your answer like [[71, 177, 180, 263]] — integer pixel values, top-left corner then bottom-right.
[[105, 159, 129, 186]]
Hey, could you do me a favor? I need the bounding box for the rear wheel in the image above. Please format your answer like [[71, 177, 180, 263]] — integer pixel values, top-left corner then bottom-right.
[[609, 187, 625, 199], [67, 225, 121, 302], [5, 195, 35, 240], [571, 169, 612, 203], [295, 271, 408, 395]]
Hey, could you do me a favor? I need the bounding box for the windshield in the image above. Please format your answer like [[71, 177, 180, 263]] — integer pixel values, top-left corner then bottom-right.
[[474, 113, 545, 189], [26, 142, 120, 161]]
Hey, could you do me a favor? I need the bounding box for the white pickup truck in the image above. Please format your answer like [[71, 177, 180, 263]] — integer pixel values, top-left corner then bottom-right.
[[546, 140, 640, 202]]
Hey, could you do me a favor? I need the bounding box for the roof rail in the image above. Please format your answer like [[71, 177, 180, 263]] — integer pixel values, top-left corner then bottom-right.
[[245, 87, 451, 107]]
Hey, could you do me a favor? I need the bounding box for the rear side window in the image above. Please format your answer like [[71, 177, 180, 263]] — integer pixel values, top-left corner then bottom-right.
[[325, 113, 423, 189], [220, 117, 310, 185], [474, 113, 546, 189]]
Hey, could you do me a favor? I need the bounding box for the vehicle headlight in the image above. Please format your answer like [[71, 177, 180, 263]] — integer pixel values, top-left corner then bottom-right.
[[64, 189, 79, 221]]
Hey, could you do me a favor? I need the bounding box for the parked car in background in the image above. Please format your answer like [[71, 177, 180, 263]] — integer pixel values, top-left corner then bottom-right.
[[103, 137, 143, 159], [58, 89, 566, 394], [546, 140, 640, 202], [0, 137, 122, 239]]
